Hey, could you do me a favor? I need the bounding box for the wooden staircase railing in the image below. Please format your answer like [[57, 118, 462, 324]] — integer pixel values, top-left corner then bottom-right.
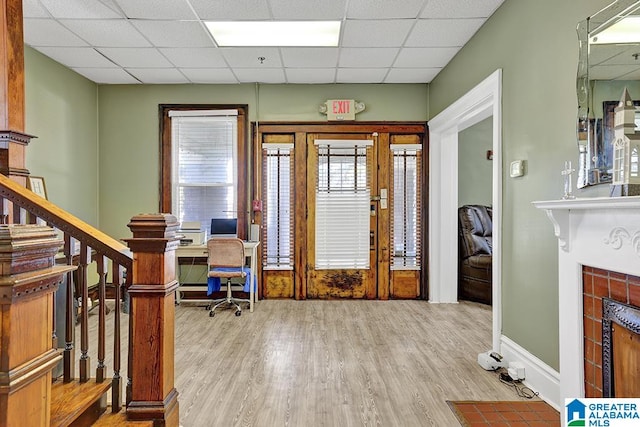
[[0, 174, 179, 426]]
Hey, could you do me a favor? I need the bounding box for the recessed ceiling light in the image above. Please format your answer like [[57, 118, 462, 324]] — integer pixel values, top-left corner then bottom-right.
[[205, 21, 341, 47], [591, 16, 640, 44]]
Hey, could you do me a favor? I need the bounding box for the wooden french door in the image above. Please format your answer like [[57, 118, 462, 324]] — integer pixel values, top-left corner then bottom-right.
[[305, 133, 377, 298], [255, 123, 426, 300]]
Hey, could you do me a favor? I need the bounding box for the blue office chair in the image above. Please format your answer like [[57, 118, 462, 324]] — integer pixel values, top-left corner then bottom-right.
[[206, 237, 249, 317]]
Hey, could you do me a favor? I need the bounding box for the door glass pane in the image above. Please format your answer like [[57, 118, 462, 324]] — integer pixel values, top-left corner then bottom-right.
[[315, 143, 371, 269], [391, 146, 421, 269]]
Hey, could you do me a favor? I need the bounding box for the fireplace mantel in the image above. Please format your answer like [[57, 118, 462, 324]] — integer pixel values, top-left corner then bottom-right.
[[533, 196, 640, 407]]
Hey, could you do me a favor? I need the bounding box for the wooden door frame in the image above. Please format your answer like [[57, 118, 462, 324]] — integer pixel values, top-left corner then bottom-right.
[[254, 122, 428, 300]]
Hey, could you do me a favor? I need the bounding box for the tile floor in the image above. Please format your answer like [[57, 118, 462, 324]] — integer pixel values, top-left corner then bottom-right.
[[447, 400, 560, 427]]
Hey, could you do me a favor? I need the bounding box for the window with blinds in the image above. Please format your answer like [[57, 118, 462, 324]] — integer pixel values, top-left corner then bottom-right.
[[262, 144, 294, 269], [390, 144, 422, 269], [315, 140, 372, 270], [170, 110, 238, 229]]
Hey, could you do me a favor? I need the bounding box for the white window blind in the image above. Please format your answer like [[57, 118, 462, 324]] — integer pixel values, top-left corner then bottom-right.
[[314, 140, 372, 270], [390, 144, 422, 270], [262, 143, 294, 269], [170, 111, 238, 229]]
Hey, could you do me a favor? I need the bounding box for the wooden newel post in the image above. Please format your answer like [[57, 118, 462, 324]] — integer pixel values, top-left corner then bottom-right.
[[0, 225, 75, 427], [124, 213, 180, 426]]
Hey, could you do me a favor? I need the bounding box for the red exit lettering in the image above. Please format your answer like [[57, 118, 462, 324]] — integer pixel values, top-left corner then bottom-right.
[[332, 100, 351, 114]]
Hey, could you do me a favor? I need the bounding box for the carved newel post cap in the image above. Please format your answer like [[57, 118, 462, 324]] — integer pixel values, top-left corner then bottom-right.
[[125, 213, 180, 253]]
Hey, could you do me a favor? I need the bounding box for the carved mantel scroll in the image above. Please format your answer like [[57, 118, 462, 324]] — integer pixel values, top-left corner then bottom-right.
[[604, 227, 640, 258]]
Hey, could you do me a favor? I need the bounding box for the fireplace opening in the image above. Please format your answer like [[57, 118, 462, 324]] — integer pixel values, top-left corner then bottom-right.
[[602, 298, 640, 397]]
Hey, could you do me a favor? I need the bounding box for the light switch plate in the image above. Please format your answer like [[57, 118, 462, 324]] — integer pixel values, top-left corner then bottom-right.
[[510, 160, 525, 177]]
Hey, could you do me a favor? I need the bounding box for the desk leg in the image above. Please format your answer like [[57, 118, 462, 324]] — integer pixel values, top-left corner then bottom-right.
[[250, 246, 256, 312]]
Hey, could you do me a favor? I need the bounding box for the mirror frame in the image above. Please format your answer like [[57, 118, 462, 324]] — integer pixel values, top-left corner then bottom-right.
[[576, 0, 640, 188]]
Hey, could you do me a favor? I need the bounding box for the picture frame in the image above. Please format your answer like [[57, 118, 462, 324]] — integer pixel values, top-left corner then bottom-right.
[[27, 176, 47, 199]]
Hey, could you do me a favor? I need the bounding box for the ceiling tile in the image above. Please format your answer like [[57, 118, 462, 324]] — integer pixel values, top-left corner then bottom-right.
[[72, 67, 140, 84], [180, 68, 239, 84], [221, 48, 283, 68], [347, 0, 427, 19], [281, 48, 338, 67], [23, 0, 50, 18], [113, 0, 197, 19], [406, 19, 485, 47], [97, 48, 173, 68], [286, 68, 336, 83], [269, 0, 346, 19], [342, 20, 413, 47], [384, 68, 440, 83], [234, 68, 286, 83], [36, 47, 118, 68], [339, 48, 399, 68], [60, 19, 151, 47], [189, 0, 271, 20], [160, 48, 229, 68], [394, 47, 458, 68], [24, 19, 89, 47], [125, 68, 190, 84], [336, 68, 388, 83], [421, 0, 503, 19], [39, 0, 123, 19], [131, 21, 213, 48]]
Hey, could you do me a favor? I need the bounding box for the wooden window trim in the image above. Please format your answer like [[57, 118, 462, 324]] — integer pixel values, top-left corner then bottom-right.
[[159, 104, 249, 239]]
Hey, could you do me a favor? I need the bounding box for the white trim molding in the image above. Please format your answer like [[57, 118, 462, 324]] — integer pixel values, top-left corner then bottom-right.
[[428, 69, 502, 352], [500, 335, 561, 411]]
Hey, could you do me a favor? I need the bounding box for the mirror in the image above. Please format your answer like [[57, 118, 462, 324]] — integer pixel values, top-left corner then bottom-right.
[[576, 0, 640, 187]]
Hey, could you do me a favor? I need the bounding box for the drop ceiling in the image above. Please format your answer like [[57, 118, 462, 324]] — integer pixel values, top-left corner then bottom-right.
[[23, 0, 505, 85]]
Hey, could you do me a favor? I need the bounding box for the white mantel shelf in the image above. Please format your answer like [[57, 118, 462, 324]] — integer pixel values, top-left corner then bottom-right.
[[533, 196, 640, 416], [533, 195, 640, 210]]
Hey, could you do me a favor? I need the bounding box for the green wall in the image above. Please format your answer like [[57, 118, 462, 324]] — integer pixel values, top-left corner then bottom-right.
[[429, 0, 613, 370], [458, 117, 493, 207], [24, 47, 99, 225], [96, 83, 428, 239]]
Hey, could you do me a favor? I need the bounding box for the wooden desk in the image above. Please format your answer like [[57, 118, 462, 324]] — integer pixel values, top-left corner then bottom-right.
[[175, 241, 259, 312]]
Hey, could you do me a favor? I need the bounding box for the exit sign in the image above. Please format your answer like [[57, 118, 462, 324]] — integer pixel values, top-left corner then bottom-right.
[[326, 99, 356, 121]]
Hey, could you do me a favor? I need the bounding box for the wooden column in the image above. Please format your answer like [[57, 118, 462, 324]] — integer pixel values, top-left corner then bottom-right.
[[0, 0, 34, 186], [0, 225, 75, 427], [124, 214, 180, 426]]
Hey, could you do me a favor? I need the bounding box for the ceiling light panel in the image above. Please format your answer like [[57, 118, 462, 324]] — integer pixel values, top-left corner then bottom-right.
[[113, 0, 197, 19], [591, 16, 640, 44], [206, 21, 341, 47]]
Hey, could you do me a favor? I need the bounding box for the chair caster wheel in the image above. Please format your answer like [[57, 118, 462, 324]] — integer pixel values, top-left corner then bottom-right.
[[209, 311, 215, 317], [235, 310, 241, 317]]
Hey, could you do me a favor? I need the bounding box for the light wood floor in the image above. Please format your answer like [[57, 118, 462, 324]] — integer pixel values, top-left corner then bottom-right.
[[82, 299, 533, 426]]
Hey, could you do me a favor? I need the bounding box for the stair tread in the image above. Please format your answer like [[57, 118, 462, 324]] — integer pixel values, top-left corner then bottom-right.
[[50, 379, 111, 427], [92, 411, 154, 426]]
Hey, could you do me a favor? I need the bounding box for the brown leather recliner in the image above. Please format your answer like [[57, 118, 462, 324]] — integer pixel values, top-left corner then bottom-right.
[[458, 205, 492, 305]]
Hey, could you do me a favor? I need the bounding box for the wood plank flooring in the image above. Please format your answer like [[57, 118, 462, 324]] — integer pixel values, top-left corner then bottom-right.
[[79, 299, 536, 426]]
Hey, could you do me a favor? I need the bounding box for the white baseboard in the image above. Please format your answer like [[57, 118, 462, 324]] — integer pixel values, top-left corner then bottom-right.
[[500, 335, 561, 411]]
